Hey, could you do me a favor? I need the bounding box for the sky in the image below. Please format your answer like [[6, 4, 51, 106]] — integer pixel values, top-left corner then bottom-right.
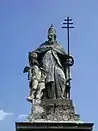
[[0, 0, 98, 131]]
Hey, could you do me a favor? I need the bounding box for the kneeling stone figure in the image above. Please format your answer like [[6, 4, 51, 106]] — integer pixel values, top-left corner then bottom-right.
[[24, 52, 46, 101]]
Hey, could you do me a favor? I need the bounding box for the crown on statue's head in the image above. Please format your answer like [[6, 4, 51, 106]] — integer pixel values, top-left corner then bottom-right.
[[48, 24, 56, 37]]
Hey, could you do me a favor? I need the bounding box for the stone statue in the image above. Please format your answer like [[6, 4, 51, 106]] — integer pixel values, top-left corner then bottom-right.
[[23, 52, 46, 101], [30, 24, 73, 99], [24, 25, 80, 122]]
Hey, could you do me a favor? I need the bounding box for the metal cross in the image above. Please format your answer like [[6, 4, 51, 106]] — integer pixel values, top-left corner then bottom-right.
[[62, 17, 74, 99]]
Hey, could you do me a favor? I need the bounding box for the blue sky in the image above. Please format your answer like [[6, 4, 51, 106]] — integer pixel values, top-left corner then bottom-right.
[[0, 0, 98, 130]]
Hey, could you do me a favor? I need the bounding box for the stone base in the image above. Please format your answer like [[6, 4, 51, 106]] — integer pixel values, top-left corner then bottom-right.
[[27, 99, 80, 122], [16, 121, 94, 131]]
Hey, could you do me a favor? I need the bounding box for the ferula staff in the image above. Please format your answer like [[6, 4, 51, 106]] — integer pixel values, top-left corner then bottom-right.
[[62, 17, 74, 99]]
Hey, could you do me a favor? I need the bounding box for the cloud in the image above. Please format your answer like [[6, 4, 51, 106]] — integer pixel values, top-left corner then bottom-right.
[[0, 109, 13, 121]]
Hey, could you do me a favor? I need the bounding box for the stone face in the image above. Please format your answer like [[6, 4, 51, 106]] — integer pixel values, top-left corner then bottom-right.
[[27, 99, 80, 122]]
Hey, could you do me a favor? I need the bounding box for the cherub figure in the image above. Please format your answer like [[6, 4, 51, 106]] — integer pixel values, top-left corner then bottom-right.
[[23, 52, 46, 101]]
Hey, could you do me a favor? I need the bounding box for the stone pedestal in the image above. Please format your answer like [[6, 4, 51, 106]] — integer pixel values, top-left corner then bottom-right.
[[16, 121, 94, 131], [27, 99, 80, 122], [15, 99, 94, 131]]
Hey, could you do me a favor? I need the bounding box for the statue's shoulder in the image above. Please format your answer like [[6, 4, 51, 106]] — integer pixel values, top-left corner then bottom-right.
[[39, 41, 49, 47], [55, 41, 64, 49]]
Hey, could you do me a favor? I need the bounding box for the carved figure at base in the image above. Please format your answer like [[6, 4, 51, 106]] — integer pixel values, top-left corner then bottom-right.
[[23, 52, 46, 101], [36, 68, 46, 99]]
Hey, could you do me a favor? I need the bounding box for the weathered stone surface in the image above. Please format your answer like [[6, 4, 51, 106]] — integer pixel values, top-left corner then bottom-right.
[[27, 99, 80, 122]]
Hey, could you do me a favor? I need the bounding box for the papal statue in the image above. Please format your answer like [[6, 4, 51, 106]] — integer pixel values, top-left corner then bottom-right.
[[24, 24, 74, 101], [23, 24, 80, 122], [17, 21, 93, 130]]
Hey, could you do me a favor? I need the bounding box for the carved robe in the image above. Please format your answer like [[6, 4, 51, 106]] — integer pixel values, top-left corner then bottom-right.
[[33, 40, 68, 99]]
